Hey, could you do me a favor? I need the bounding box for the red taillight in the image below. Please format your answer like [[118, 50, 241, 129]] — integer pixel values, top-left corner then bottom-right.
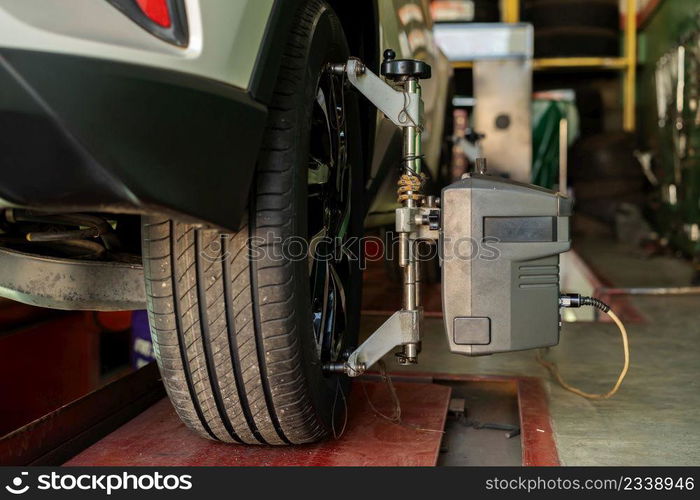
[[135, 0, 171, 28], [107, 0, 187, 46]]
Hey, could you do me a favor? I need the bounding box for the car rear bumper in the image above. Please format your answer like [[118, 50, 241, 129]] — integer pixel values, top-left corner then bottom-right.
[[0, 49, 268, 231]]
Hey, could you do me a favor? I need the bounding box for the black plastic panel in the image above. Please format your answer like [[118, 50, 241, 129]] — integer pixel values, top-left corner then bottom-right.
[[483, 216, 557, 242], [0, 49, 267, 231]]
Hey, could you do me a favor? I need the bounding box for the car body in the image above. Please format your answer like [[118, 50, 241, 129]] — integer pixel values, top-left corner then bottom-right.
[[0, 0, 451, 237]]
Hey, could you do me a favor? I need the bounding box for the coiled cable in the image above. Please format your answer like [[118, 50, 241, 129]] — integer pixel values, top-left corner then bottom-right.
[[538, 295, 630, 400]]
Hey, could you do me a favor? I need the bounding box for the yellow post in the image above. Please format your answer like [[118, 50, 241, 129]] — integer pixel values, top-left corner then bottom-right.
[[623, 0, 637, 131], [501, 0, 520, 23]]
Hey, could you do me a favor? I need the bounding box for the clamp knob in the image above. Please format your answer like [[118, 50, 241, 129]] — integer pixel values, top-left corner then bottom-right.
[[381, 48, 431, 80], [427, 209, 440, 231], [464, 129, 485, 144]]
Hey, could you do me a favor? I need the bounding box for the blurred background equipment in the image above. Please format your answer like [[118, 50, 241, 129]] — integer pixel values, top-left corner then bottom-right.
[[431, 0, 501, 23], [434, 22, 534, 181], [646, 10, 700, 277]]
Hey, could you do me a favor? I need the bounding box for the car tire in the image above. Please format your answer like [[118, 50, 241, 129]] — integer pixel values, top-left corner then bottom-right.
[[523, 0, 619, 30], [142, 0, 363, 445], [570, 133, 643, 181], [473, 0, 500, 22], [534, 27, 620, 58]]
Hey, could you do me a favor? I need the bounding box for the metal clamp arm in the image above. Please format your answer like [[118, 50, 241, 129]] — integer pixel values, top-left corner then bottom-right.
[[325, 52, 431, 377], [327, 309, 421, 377], [339, 59, 422, 128]]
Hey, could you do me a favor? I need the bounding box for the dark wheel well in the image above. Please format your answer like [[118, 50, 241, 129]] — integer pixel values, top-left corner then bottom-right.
[[327, 0, 379, 190]]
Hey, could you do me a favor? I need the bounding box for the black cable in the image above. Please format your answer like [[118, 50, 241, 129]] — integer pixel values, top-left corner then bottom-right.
[[580, 296, 611, 313], [559, 293, 610, 312], [545, 293, 629, 399]]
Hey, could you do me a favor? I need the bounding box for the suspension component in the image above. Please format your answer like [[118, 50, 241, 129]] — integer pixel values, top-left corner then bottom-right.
[[397, 173, 425, 203], [0, 209, 120, 257]]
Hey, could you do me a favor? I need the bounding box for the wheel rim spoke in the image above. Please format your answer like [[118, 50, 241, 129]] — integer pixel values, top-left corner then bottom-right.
[[308, 68, 352, 363], [307, 227, 328, 275]]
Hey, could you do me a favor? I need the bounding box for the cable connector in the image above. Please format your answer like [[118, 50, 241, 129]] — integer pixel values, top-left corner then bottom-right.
[[559, 293, 611, 313], [559, 293, 583, 308]]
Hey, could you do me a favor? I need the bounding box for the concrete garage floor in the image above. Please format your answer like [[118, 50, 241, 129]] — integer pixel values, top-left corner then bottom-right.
[[360, 237, 700, 465]]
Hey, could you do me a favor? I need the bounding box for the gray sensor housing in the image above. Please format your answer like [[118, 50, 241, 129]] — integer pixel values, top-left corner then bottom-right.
[[440, 174, 572, 356]]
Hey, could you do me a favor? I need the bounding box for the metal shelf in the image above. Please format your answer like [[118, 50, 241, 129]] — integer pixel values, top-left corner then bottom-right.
[[533, 57, 629, 70], [453, 57, 628, 71], [450, 0, 638, 131]]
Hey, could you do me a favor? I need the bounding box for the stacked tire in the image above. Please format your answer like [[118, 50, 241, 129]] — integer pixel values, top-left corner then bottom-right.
[[522, 0, 620, 58], [473, 0, 500, 22], [570, 132, 647, 224]]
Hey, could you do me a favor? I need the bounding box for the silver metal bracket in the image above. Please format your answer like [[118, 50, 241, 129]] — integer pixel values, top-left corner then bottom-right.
[[331, 59, 423, 128], [327, 309, 422, 377], [325, 54, 432, 377], [395, 206, 440, 241]]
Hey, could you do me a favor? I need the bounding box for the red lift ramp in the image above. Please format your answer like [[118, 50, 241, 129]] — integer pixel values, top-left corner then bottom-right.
[[65, 381, 451, 467]]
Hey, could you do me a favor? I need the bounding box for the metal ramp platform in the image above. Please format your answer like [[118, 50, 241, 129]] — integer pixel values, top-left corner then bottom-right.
[[65, 381, 451, 467], [1, 360, 558, 467]]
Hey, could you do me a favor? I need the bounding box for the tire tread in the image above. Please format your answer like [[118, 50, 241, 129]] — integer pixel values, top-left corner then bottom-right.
[[143, 0, 341, 445]]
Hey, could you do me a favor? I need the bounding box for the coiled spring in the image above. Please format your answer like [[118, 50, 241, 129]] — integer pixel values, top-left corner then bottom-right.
[[397, 173, 426, 203]]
